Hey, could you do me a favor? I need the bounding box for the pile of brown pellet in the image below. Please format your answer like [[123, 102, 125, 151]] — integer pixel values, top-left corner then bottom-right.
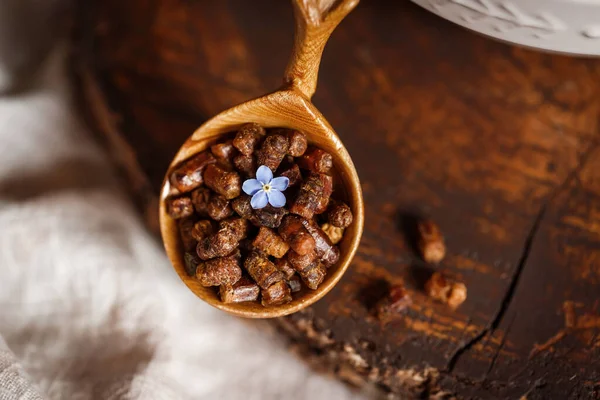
[[165, 123, 353, 307]]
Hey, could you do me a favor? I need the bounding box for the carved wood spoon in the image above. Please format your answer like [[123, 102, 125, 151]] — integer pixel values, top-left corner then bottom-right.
[[159, 0, 363, 318]]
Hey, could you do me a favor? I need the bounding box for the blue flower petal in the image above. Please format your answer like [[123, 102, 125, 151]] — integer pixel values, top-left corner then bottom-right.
[[269, 176, 289, 191], [250, 190, 269, 209], [242, 178, 263, 196], [267, 190, 286, 208], [256, 165, 273, 185]]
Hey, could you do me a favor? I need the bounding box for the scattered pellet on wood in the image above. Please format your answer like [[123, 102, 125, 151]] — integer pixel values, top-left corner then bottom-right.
[[375, 283, 412, 321], [417, 219, 446, 264], [220, 276, 260, 303], [169, 152, 216, 193], [425, 272, 466, 309], [261, 280, 293, 307], [167, 196, 194, 219], [447, 281, 467, 309]]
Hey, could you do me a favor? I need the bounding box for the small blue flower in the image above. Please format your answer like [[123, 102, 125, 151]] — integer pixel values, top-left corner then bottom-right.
[[242, 165, 289, 209]]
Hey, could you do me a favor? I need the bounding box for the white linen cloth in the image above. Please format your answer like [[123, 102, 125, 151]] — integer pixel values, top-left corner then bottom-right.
[[0, 10, 363, 400]]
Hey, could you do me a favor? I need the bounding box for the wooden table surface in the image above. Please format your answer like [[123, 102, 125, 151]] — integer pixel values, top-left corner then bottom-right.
[[72, 0, 600, 398]]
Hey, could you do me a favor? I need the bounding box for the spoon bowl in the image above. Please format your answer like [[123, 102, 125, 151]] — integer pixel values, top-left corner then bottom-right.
[[159, 0, 363, 318]]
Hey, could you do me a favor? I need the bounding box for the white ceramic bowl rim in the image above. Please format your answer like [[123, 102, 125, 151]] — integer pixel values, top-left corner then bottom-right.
[[412, 0, 600, 56]]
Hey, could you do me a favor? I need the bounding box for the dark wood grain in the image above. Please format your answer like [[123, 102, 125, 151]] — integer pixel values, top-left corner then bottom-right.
[[71, 0, 600, 398]]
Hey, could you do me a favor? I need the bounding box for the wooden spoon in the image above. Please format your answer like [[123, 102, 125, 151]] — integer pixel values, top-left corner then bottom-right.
[[159, 0, 363, 318]]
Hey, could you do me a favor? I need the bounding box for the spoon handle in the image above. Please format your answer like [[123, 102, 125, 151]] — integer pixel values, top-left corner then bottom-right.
[[283, 0, 359, 100]]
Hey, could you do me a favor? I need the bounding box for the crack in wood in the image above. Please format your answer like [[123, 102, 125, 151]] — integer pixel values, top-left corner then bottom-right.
[[445, 140, 599, 373], [484, 312, 516, 379]]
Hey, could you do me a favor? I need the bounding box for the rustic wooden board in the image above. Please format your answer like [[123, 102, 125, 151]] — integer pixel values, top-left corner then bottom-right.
[[72, 0, 600, 398]]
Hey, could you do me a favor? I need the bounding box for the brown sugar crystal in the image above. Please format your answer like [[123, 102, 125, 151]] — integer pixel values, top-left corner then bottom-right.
[[211, 140, 236, 164], [244, 251, 285, 289], [327, 201, 353, 228], [219, 276, 260, 303], [278, 215, 316, 256], [169, 152, 216, 193], [261, 280, 292, 307], [417, 219, 446, 264], [196, 253, 242, 287], [207, 195, 234, 221], [297, 147, 333, 174], [203, 164, 241, 200], [256, 134, 289, 172], [232, 123, 265, 155], [301, 218, 340, 267], [252, 227, 290, 258], [167, 196, 194, 219], [425, 272, 467, 309]]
